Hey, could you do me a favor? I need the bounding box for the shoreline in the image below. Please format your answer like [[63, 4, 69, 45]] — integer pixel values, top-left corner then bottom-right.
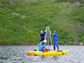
[[0, 42, 83, 45]]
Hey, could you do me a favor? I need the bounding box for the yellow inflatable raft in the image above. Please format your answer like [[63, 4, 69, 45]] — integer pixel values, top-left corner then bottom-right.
[[25, 50, 69, 56]]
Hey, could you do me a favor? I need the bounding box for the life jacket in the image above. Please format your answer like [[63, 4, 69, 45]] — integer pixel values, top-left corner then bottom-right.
[[43, 47, 47, 52], [39, 41, 45, 51]]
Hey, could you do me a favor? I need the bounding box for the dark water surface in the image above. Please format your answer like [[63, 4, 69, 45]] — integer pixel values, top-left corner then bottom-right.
[[0, 45, 84, 63]]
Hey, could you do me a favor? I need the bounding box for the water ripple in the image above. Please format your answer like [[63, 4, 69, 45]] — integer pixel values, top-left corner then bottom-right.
[[0, 45, 84, 63]]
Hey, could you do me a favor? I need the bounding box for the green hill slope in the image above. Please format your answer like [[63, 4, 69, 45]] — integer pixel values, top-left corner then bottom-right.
[[0, 0, 84, 45], [72, 4, 84, 43]]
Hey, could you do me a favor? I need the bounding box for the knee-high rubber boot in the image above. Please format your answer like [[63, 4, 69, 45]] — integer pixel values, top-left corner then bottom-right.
[[54, 46, 55, 51], [57, 46, 59, 50]]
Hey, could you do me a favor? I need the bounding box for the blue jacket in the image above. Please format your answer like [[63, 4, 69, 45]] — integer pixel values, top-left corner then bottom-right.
[[40, 32, 46, 40], [39, 41, 45, 51], [51, 31, 58, 46]]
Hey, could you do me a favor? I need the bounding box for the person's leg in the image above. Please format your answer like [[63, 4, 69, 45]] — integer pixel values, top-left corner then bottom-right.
[[40, 38, 44, 41], [57, 45, 59, 50], [56, 41, 59, 50], [53, 42, 56, 50], [53, 46, 55, 50], [42, 38, 45, 41]]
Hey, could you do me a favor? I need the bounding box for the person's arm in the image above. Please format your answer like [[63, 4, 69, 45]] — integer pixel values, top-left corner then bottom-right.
[[49, 31, 54, 36], [43, 32, 46, 34], [50, 33, 54, 36]]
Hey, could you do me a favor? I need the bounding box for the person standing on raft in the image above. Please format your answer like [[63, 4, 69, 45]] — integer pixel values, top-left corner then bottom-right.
[[40, 30, 46, 41], [49, 31, 59, 51]]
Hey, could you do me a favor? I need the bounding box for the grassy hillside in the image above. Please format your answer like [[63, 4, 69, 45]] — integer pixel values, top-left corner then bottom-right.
[[0, 0, 84, 45], [72, 5, 84, 42]]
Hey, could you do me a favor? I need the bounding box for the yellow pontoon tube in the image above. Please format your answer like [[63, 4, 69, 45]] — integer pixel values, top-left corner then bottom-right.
[[25, 50, 69, 56]]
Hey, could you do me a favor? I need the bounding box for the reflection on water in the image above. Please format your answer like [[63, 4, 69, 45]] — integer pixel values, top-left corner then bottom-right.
[[0, 45, 84, 63], [30, 56, 59, 63], [41, 56, 46, 63], [40, 56, 59, 63]]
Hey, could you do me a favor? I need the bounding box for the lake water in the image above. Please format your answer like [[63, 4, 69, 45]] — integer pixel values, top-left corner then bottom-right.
[[0, 45, 84, 63]]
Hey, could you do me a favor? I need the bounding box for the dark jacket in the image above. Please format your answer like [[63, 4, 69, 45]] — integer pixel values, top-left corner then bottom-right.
[[40, 32, 46, 41]]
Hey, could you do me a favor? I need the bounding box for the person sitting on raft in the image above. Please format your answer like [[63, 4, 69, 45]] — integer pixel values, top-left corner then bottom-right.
[[40, 30, 46, 41], [49, 31, 59, 51], [39, 41, 49, 51]]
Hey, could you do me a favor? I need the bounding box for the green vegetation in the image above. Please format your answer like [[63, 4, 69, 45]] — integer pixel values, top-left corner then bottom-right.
[[72, 4, 84, 43], [72, 6, 84, 23], [0, 0, 84, 45]]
